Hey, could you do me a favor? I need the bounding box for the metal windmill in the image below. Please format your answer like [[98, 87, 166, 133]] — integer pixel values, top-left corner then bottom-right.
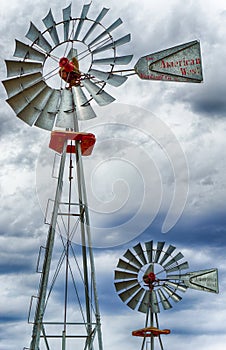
[[2, 1, 205, 350], [114, 241, 219, 350]]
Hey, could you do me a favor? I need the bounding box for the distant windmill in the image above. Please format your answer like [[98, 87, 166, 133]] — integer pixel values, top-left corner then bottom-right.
[[114, 241, 219, 350], [2, 1, 205, 350]]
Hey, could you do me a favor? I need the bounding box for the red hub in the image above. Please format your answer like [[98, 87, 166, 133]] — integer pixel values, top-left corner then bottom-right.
[[143, 272, 157, 289], [59, 56, 81, 88]]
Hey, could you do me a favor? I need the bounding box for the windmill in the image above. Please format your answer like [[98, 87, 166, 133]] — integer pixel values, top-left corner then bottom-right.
[[2, 1, 205, 350], [114, 240, 219, 350]]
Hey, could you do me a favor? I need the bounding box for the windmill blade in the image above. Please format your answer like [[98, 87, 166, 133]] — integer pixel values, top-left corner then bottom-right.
[[74, 3, 91, 41], [92, 34, 131, 54], [117, 259, 140, 273], [162, 285, 182, 303], [127, 288, 145, 310], [82, 8, 109, 42], [18, 86, 53, 126], [150, 290, 160, 313], [82, 79, 115, 106], [2, 72, 42, 98], [35, 89, 61, 130], [162, 252, 185, 270], [14, 40, 45, 62], [42, 9, 60, 46], [123, 249, 143, 269], [133, 243, 148, 265], [55, 89, 75, 128], [114, 279, 138, 292], [138, 291, 150, 313], [157, 289, 172, 310], [165, 261, 189, 274], [5, 60, 42, 78], [164, 281, 187, 293], [6, 80, 47, 115], [145, 241, 153, 263], [159, 244, 176, 265], [72, 86, 97, 120], [118, 283, 141, 303], [93, 55, 133, 66], [172, 268, 219, 293], [88, 69, 127, 87], [63, 3, 71, 41], [26, 22, 52, 53], [154, 242, 165, 263], [88, 18, 123, 47], [114, 270, 138, 281]]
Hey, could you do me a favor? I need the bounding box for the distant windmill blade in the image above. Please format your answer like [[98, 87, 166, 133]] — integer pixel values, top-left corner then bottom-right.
[[42, 9, 60, 46], [159, 244, 176, 265], [154, 242, 165, 263], [145, 241, 153, 263], [133, 242, 148, 265]]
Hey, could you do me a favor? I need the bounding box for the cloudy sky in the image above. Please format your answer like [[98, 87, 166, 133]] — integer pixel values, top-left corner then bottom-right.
[[0, 0, 226, 349]]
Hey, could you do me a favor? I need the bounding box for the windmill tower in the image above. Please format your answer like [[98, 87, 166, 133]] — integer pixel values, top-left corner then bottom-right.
[[114, 240, 219, 350], [2, 2, 206, 350]]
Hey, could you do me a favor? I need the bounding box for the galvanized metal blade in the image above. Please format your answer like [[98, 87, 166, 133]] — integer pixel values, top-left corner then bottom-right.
[[26, 22, 52, 53], [164, 281, 187, 292], [72, 86, 97, 120], [18, 86, 53, 126], [6, 80, 47, 115], [154, 242, 165, 263], [126, 288, 145, 310], [118, 283, 141, 303], [73, 3, 91, 41], [55, 89, 75, 128], [82, 8, 109, 42], [88, 68, 127, 87], [150, 290, 160, 313], [117, 259, 140, 273], [88, 18, 123, 47], [35, 89, 61, 130], [133, 243, 148, 265], [165, 261, 189, 274], [114, 279, 138, 292], [5, 60, 42, 78], [63, 3, 71, 41], [145, 241, 153, 263], [157, 289, 172, 310], [14, 40, 45, 62], [138, 290, 150, 313], [82, 79, 115, 106], [162, 285, 182, 303], [92, 34, 131, 54], [42, 9, 60, 46], [93, 55, 133, 66], [114, 270, 138, 281], [123, 249, 143, 269], [162, 252, 185, 269], [171, 268, 219, 293], [2, 72, 42, 98], [159, 244, 176, 265]]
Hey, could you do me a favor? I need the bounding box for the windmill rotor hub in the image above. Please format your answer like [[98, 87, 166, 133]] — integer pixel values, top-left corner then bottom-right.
[[143, 272, 158, 288]]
